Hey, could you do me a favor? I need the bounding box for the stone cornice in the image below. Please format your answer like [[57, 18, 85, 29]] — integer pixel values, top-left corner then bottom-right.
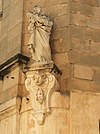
[[0, 54, 30, 80]]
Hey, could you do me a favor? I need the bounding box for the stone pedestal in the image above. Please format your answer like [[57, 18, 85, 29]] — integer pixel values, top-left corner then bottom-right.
[[25, 62, 60, 125]]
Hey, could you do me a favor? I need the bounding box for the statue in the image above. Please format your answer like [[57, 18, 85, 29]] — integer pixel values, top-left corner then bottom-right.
[[25, 6, 60, 125], [27, 6, 53, 62]]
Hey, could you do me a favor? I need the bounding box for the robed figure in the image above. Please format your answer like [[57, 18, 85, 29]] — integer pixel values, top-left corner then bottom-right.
[[27, 6, 53, 62]]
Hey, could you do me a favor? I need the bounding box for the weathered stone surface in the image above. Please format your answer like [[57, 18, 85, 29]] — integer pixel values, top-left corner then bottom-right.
[[80, 0, 100, 6], [87, 17, 100, 30], [85, 27, 100, 42], [74, 64, 93, 80], [93, 70, 100, 82], [71, 37, 90, 53], [70, 2, 93, 16], [51, 92, 70, 109], [1, 0, 100, 134], [2, 68, 19, 91], [52, 53, 69, 66], [70, 50, 100, 66], [70, 13, 87, 26], [93, 6, 100, 18], [70, 25, 84, 39], [71, 78, 93, 91], [90, 41, 100, 55], [54, 15, 69, 28], [72, 0, 100, 6], [71, 92, 100, 134], [44, 3, 68, 18], [43, 109, 70, 134]]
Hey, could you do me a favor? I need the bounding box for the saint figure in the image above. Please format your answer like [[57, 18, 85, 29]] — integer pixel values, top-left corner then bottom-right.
[[27, 6, 53, 62]]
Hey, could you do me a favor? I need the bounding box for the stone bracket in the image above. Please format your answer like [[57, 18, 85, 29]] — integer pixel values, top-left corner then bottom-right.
[[25, 63, 60, 125]]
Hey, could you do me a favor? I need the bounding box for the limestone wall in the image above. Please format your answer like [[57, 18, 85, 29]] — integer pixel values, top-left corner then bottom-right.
[[69, 1, 100, 134], [0, 0, 100, 134], [69, 0, 100, 92], [70, 91, 100, 134], [0, 0, 23, 64]]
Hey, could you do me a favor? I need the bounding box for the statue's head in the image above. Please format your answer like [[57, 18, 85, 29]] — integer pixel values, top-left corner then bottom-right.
[[33, 6, 42, 15]]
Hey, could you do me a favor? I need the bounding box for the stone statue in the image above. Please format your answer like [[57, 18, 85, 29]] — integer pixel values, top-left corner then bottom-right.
[[25, 6, 60, 125], [27, 6, 53, 62]]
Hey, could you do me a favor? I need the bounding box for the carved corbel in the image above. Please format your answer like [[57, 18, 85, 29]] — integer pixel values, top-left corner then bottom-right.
[[25, 67, 60, 125]]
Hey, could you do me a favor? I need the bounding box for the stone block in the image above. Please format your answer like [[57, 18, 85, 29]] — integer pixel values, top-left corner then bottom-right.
[[71, 78, 94, 92], [0, 85, 18, 103], [8, 2, 23, 30], [90, 41, 100, 55], [50, 38, 69, 54], [80, 0, 100, 6], [22, 33, 30, 46], [93, 70, 100, 82], [0, 48, 7, 64], [69, 50, 100, 67], [71, 37, 90, 53], [70, 25, 84, 40], [51, 27, 70, 41], [22, 45, 30, 57], [7, 33, 21, 59], [52, 53, 69, 66], [51, 92, 70, 109], [8, 23, 22, 40], [1, 26, 8, 39], [72, 0, 80, 2], [0, 36, 8, 50], [22, 22, 29, 34], [60, 78, 70, 92], [59, 64, 70, 79], [74, 64, 93, 80], [70, 13, 87, 26], [23, 1, 33, 15], [87, 17, 100, 30], [72, 0, 100, 6], [85, 27, 100, 42], [93, 7, 100, 18], [0, 97, 16, 112], [54, 14, 69, 28], [2, 68, 20, 91], [70, 92, 100, 134], [44, 109, 70, 134], [43, 3, 68, 18], [50, 28, 61, 40], [70, 2, 93, 16]]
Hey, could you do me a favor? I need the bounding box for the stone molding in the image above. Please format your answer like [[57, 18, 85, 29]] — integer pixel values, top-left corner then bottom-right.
[[0, 54, 29, 80]]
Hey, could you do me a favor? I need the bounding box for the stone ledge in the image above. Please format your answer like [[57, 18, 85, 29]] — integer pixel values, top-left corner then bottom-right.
[[0, 53, 29, 79]]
